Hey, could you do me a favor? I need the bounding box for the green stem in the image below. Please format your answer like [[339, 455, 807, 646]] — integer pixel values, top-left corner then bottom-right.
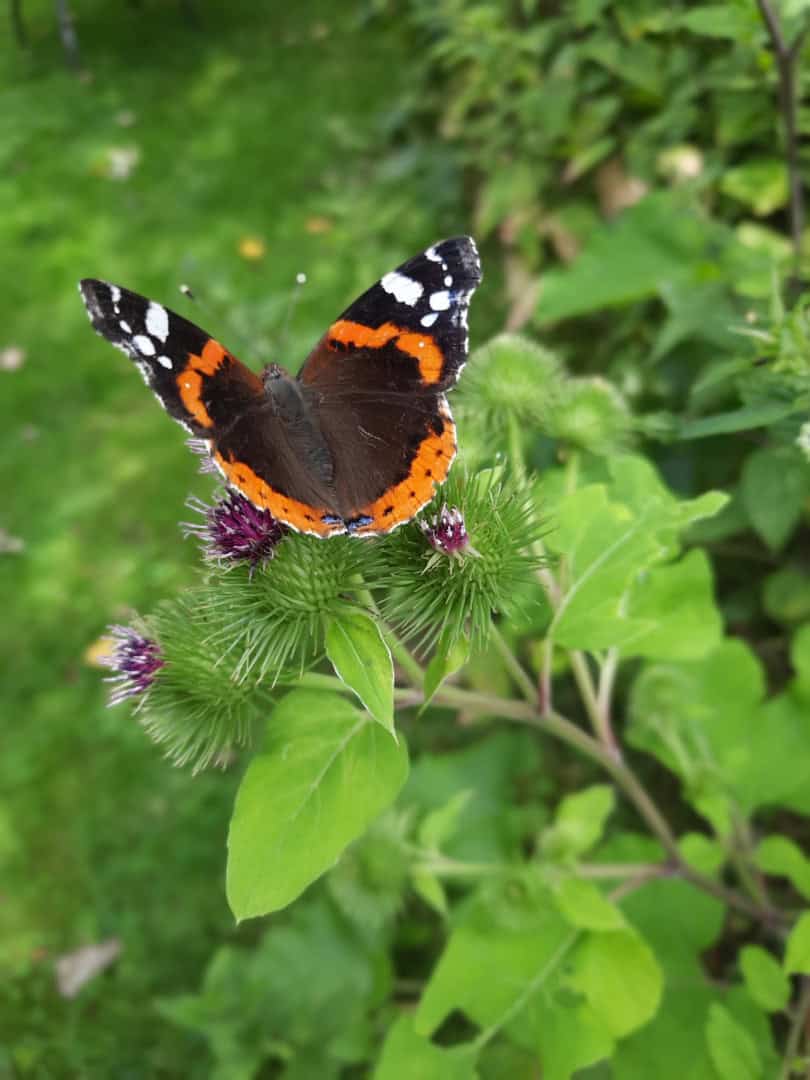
[[490, 622, 537, 705], [781, 977, 810, 1080], [569, 649, 618, 754], [414, 855, 505, 879], [431, 685, 785, 927]]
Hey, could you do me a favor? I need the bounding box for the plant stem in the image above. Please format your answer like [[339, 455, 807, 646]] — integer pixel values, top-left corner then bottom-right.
[[781, 977, 810, 1080], [755, 0, 807, 284], [569, 649, 620, 759], [432, 684, 786, 926], [490, 622, 538, 705]]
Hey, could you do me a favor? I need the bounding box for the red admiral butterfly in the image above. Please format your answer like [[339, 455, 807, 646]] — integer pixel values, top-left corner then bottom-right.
[[79, 236, 481, 537]]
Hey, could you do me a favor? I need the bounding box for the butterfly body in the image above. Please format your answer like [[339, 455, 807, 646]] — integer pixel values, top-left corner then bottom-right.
[[79, 237, 481, 537]]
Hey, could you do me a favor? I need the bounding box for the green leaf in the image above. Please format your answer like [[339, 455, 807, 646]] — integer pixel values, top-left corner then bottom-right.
[[545, 457, 727, 651], [740, 946, 790, 1013], [675, 401, 800, 440], [755, 835, 810, 901], [570, 928, 663, 1038], [374, 1015, 478, 1080], [763, 566, 810, 624], [326, 610, 395, 735], [706, 1003, 762, 1080], [677, 4, 758, 38], [418, 790, 473, 851], [227, 690, 409, 919], [410, 868, 448, 916], [546, 484, 662, 650], [552, 877, 625, 931], [785, 911, 810, 975], [422, 634, 470, 711], [536, 194, 714, 323], [414, 885, 576, 1039], [624, 549, 723, 660], [542, 784, 615, 860], [158, 896, 379, 1077], [721, 160, 788, 216], [740, 446, 810, 552], [629, 638, 810, 825], [404, 731, 542, 863]]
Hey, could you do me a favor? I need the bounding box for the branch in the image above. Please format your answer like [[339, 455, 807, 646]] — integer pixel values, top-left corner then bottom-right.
[[756, 0, 807, 285]]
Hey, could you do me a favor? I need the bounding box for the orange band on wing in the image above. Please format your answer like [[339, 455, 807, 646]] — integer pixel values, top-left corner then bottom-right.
[[329, 320, 445, 385], [351, 408, 457, 535], [177, 340, 231, 430], [214, 451, 337, 537]]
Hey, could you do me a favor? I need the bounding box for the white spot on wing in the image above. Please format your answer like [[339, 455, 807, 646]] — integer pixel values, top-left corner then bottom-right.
[[109, 285, 121, 304], [421, 312, 439, 328], [444, 275, 453, 287], [381, 271, 424, 307], [146, 302, 170, 342], [430, 290, 451, 311], [157, 355, 173, 369], [119, 320, 132, 334], [425, 246, 442, 263], [133, 334, 156, 355]]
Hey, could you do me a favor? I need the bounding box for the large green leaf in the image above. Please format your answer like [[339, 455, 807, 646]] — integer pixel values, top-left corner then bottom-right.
[[740, 446, 810, 552], [624, 549, 723, 660], [755, 835, 810, 901], [536, 194, 715, 323], [546, 483, 662, 650], [740, 946, 790, 1013], [629, 638, 810, 828], [374, 1015, 478, 1080], [326, 609, 395, 735], [706, 1004, 762, 1080], [569, 928, 662, 1038], [785, 911, 810, 976], [227, 690, 409, 919], [543, 455, 727, 651]]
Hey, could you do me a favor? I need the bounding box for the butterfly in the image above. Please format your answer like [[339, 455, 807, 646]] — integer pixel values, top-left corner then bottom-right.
[[79, 236, 481, 537]]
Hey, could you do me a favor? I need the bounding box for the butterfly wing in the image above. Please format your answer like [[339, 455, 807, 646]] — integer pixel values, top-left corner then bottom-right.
[[79, 279, 341, 536], [79, 279, 265, 438], [298, 236, 481, 534]]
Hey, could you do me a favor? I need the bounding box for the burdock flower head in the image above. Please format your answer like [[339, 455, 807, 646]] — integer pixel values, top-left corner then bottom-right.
[[184, 491, 286, 573], [419, 504, 476, 558], [101, 625, 164, 706]]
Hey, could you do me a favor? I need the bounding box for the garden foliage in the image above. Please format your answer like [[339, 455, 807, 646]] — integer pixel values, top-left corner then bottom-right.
[[6, 0, 810, 1075]]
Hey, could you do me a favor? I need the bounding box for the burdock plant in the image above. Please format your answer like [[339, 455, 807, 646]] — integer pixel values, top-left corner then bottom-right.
[[99, 329, 755, 1021]]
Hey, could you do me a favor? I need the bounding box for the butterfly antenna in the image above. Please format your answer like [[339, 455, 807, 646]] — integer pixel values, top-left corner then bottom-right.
[[276, 272, 307, 355]]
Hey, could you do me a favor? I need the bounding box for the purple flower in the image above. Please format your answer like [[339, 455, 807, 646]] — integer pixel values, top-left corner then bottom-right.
[[419, 504, 476, 557], [185, 437, 218, 476], [183, 491, 285, 572], [101, 625, 164, 705]]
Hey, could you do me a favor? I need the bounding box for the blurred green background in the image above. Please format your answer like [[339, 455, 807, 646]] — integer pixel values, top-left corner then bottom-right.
[[3, 0, 810, 1074]]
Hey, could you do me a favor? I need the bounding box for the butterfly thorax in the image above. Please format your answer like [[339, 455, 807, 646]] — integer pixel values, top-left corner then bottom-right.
[[261, 363, 334, 488]]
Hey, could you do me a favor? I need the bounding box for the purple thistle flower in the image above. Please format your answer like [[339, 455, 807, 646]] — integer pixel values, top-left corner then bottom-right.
[[185, 437, 218, 476], [183, 491, 285, 572], [101, 625, 164, 705], [419, 504, 476, 557]]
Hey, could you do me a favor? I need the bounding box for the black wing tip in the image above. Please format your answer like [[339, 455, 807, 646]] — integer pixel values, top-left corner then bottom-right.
[[431, 236, 482, 284]]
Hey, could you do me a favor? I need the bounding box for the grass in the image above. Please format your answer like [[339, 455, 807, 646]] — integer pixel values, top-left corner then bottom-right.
[[0, 2, 471, 1070]]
